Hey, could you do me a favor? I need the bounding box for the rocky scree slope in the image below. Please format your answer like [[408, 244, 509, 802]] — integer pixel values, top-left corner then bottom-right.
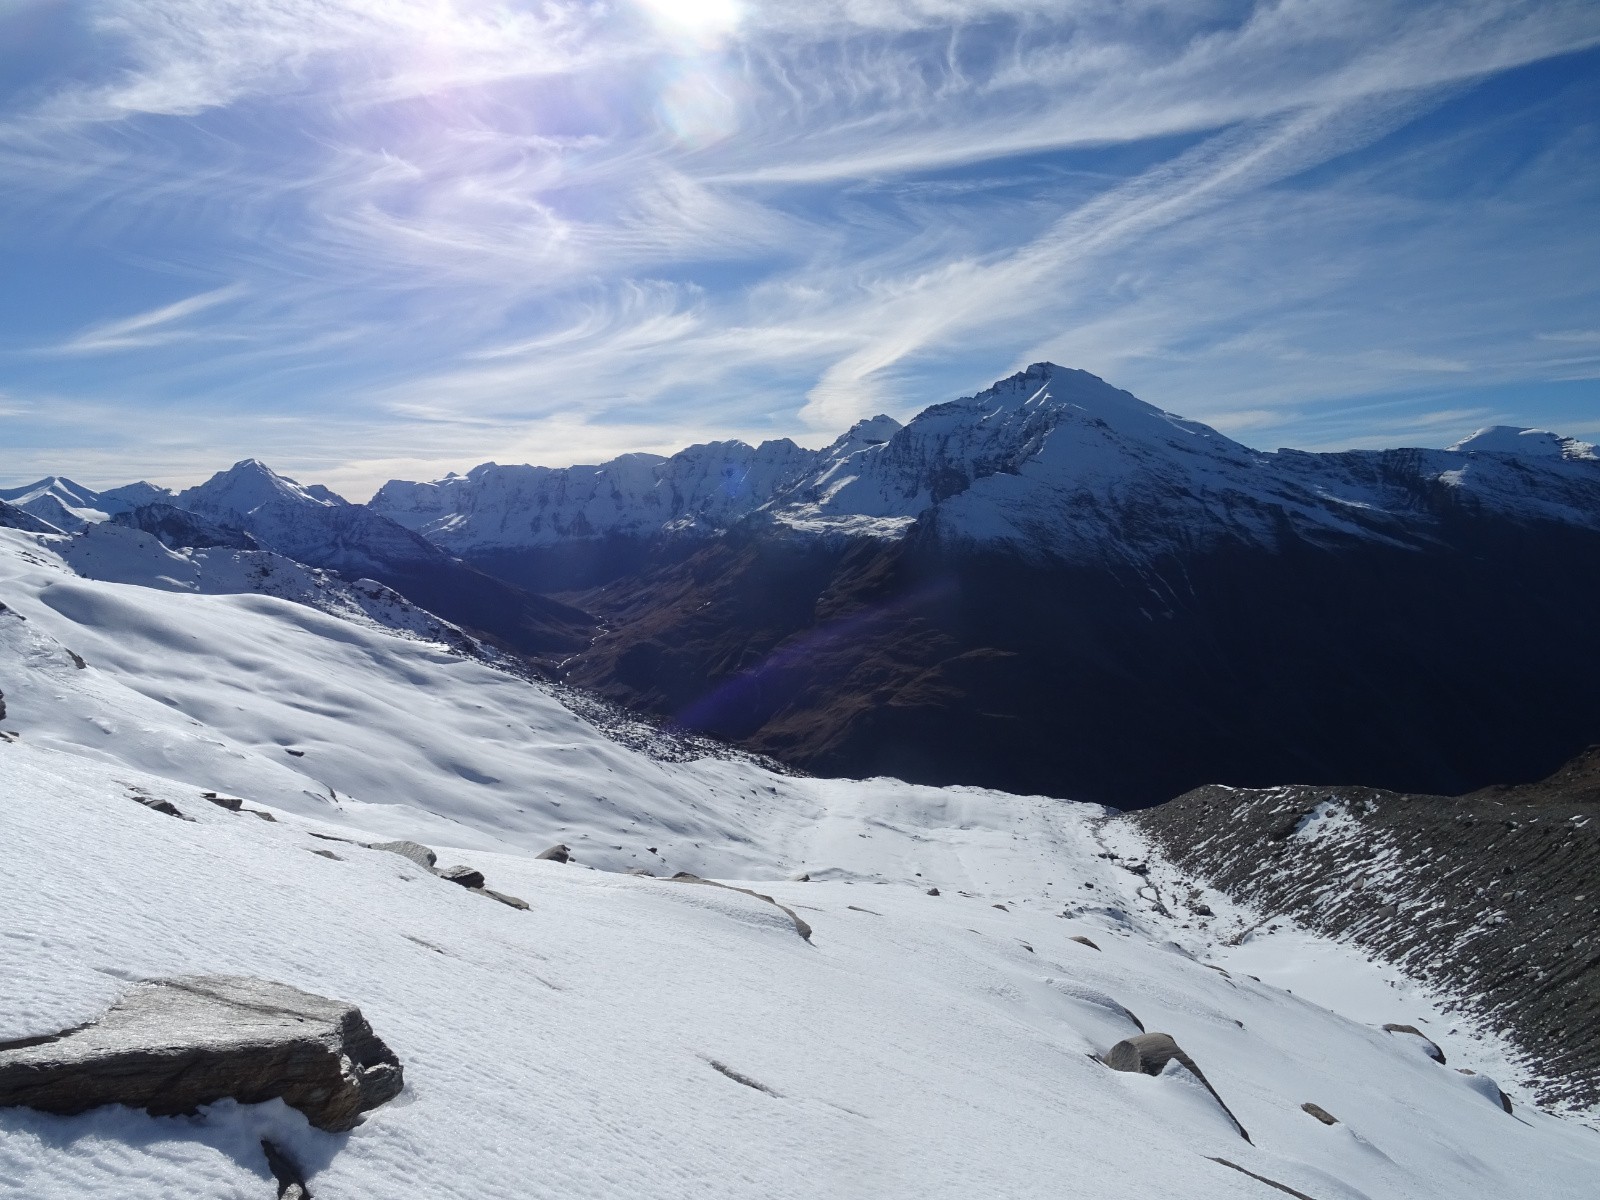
[[1130, 746, 1600, 1109]]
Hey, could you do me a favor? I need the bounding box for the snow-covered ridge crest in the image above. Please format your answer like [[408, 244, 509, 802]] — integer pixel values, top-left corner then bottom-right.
[[369, 363, 1600, 561]]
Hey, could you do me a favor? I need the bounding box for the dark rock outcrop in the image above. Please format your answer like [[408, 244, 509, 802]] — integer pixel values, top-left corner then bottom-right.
[[1103, 1032, 1249, 1141], [553, 511, 1600, 808], [111, 503, 259, 551], [1130, 747, 1600, 1108], [0, 976, 403, 1132]]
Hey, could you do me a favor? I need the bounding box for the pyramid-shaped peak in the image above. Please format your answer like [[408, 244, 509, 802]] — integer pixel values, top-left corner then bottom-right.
[[181, 459, 344, 519]]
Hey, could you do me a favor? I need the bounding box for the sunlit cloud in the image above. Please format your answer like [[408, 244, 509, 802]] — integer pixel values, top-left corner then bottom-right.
[[0, 1, 1597, 494]]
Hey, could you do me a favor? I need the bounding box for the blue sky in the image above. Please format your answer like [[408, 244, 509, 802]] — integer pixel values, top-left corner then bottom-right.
[[1, 0, 1597, 498]]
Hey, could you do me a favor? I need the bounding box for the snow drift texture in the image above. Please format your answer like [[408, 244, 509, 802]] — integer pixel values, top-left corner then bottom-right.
[[1, 523, 1597, 1198]]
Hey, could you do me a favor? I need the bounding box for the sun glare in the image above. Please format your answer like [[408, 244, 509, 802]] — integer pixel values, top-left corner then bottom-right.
[[635, 0, 741, 46]]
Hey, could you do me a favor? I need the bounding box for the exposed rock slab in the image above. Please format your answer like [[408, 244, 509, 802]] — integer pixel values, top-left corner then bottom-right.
[[0, 976, 403, 1132]]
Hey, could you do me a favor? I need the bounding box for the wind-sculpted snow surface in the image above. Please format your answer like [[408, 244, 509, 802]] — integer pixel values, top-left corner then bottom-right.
[[1, 525, 1598, 1197]]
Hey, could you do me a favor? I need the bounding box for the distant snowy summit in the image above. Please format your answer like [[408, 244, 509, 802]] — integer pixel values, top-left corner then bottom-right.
[[368, 363, 1600, 563]]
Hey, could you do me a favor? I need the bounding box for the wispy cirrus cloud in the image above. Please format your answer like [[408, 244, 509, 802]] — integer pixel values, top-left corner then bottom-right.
[[44, 283, 248, 355], [0, 1, 1597, 494]]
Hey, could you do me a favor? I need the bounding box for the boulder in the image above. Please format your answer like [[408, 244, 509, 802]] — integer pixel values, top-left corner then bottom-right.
[[201, 791, 243, 812], [480, 888, 530, 910], [1301, 1101, 1339, 1125], [370, 840, 437, 870], [1103, 1032, 1250, 1141], [1069, 935, 1100, 950], [438, 865, 486, 889], [536, 844, 571, 863], [0, 976, 403, 1132]]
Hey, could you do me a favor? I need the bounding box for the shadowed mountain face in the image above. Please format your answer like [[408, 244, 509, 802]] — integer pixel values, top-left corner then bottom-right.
[[557, 513, 1600, 808], [369, 364, 1600, 806]]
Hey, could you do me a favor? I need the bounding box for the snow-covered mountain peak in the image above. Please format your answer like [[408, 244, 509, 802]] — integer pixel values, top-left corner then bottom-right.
[[0, 475, 110, 531], [179, 459, 346, 523], [1450, 425, 1597, 460], [826, 414, 903, 455]]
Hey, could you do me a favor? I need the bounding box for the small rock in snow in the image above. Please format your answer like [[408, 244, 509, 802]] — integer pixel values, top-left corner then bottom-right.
[[371, 840, 438, 870], [438, 865, 486, 889], [1301, 1101, 1339, 1125]]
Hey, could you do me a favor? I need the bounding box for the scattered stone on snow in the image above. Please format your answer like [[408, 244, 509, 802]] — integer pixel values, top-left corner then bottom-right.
[[437, 865, 486, 889], [246, 809, 278, 822], [480, 888, 530, 910], [926, 887, 940, 896], [1069, 935, 1100, 950], [201, 791, 243, 811], [536, 844, 571, 862], [370, 840, 438, 870], [0, 975, 403, 1132], [130, 793, 190, 820], [1301, 1101, 1339, 1125], [1102, 1032, 1250, 1142], [310, 849, 343, 861]]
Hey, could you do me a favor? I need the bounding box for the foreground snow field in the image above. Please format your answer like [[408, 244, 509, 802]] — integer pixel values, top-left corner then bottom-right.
[[2, 527, 1597, 1198]]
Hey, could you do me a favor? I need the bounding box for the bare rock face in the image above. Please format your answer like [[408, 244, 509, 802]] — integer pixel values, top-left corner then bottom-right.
[[1103, 1032, 1250, 1141], [0, 976, 403, 1132]]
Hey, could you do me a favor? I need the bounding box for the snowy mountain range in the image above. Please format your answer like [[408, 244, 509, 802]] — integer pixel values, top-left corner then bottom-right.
[[5, 362, 1600, 807], [368, 364, 1600, 566], [2, 511, 1597, 1198]]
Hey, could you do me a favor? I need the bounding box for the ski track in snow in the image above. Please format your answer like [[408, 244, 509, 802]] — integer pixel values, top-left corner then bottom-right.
[[1, 527, 1597, 1198]]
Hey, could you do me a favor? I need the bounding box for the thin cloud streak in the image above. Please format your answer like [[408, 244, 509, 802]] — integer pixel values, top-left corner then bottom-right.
[[0, 2, 1596, 491]]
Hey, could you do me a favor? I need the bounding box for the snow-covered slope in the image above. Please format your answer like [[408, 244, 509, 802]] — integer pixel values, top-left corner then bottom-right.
[[1, 524, 1597, 1198], [370, 364, 1600, 563]]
